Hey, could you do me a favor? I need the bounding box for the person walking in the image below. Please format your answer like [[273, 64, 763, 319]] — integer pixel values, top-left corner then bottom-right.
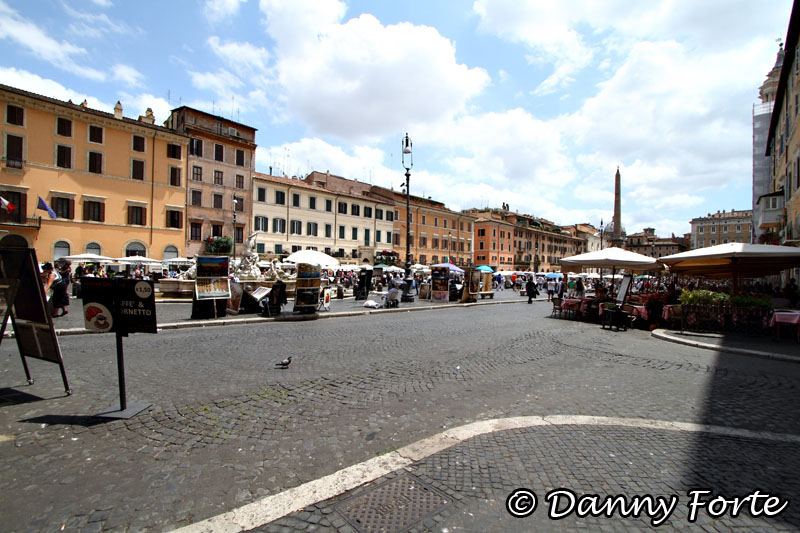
[[546, 278, 556, 301], [525, 276, 537, 304], [51, 262, 71, 317]]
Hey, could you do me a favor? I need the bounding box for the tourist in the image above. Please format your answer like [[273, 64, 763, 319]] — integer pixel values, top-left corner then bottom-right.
[[525, 276, 536, 304], [546, 278, 556, 301], [575, 277, 585, 299]]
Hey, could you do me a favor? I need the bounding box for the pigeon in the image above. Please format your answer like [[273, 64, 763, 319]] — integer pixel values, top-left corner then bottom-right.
[[275, 356, 292, 369]]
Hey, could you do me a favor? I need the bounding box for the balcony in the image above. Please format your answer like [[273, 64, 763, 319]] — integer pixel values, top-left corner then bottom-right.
[[1, 157, 24, 170], [0, 215, 41, 229]]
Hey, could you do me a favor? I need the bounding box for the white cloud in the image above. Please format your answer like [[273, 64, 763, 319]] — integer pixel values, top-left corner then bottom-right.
[[62, 3, 141, 40], [119, 92, 171, 124], [259, 0, 490, 141], [0, 0, 105, 81], [0, 67, 111, 110], [204, 0, 246, 21], [207, 36, 271, 76], [112, 64, 144, 87], [91, 0, 113, 7], [189, 68, 243, 94]]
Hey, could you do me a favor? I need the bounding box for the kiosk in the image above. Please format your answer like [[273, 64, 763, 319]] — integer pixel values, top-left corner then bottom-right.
[[294, 263, 321, 314], [431, 266, 448, 302]]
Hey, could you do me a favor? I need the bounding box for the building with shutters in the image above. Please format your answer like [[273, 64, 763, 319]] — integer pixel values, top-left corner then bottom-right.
[[0, 83, 188, 262]]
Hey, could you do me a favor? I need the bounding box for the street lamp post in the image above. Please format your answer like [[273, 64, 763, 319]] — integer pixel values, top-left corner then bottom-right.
[[401, 133, 415, 303], [232, 197, 238, 263]]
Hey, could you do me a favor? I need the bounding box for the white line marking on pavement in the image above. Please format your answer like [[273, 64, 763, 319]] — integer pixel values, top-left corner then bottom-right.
[[170, 415, 800, 532]]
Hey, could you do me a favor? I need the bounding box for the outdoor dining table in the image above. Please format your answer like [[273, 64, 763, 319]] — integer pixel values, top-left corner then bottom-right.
[[561, 297, 595, 316], [769, 310, 800, 342]]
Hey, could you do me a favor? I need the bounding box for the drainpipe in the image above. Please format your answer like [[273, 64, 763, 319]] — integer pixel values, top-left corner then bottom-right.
[[150, 131, 156, 247]]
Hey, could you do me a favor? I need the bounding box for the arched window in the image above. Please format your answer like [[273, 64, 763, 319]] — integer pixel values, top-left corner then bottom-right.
[[163, 245, 178, 260], [54, 241, 70, 260], [125, 242, 146, 257], [85, 242, 101, 255]]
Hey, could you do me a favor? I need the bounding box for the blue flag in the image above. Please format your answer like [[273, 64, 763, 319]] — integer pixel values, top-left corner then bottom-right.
[[37, 196, 57, 218]]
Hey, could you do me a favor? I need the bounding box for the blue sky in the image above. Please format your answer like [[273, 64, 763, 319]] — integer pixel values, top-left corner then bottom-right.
[[0, 0, 793, 238]]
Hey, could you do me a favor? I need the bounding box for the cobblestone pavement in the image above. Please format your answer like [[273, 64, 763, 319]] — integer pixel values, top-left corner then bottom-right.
[[1, 295, 799, 531]]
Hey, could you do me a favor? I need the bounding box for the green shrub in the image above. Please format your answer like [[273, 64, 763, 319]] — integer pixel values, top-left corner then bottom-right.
[[204, 236, 232, 255]]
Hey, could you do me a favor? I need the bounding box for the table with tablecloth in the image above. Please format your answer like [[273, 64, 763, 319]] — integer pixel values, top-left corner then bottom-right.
[[561, 297, 596, 316], [769, 310, 800, 342]]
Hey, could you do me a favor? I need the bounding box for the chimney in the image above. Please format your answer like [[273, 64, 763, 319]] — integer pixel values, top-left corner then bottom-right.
[[269, 166, 272, 175], [114, 101, 123, 119], [80, 99, 88, 109], [138, 108, 155, 124]]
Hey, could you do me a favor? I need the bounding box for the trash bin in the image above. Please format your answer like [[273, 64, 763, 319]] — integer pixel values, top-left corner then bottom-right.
[[73, 281, 82, 299], [337, 285, 344, 299]]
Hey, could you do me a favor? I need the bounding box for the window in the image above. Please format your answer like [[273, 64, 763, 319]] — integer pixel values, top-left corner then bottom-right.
[[309, 196, 316, 210], [236, 149, 244, 166], [272, 218, 286, 233], [235, 226, 243, 243], [214, 170, 224, 185], [338, 225, 345, 239], [434, 217, 438, 227], [325, 224, 332, 238], [338, 202, 348, 214], [257, 187, 266, 202], [325, 199, 333, 212], [83, 200, 104, 222], [710, 226, 716, 233], [275, 244, 283, 254], [256, 243, 265, 253], [132, 135, 145, 152], [89, 125, 103, 144], [364, 206, 372, 218], [376, 208, 383, 220], [698, 227, 704, 234], [364, 228, 370, 246], [443, 219, 448, 229], [86, 242, 101, 255], [234, 196, 243, 212], [192, 166, 202, 181], [275, 191, 286, 205], [170, 167, 181, 186], [387, 211, 394, 222], [386, 232, 392, 244], [190, 222, 202, 240], [166, 210, 183, 228], [376, 230, 382, 243], [433, 238, 439, 249], [167, 143, 182, 159], [710, 239, 717, 245], [254, 216, 268, 231], [307, 222, 318, 236], [6, 134, 23, 168], [292, 193, 300, 207], [6, 104, 23, 126], [214, 144, 224, 162], [478, 228, 486, 237], [132, 159, 145, 180], [128, 205, 145, 225], [420, 235, 427, 247], [212, 224, 222, 237], [191, 190, 202, 206], [213, 194, 223, 209], [723, 225, 728, 233], [57, 117, 72, 137], [190, 138, 203, 156], [351, 227, 358, 240], [393, 233, 399, 245], [736, 225, 742, 232], [54, 241, 70, 260], [56, 145, 72, 169], [422, 215, 427, 225], [290, 220, 302, 235], [235, 174, 244, 189], [88, 151, 103, 174]]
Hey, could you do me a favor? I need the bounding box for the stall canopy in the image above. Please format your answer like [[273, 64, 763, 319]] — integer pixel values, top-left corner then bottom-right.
[[431, 262, 465, 274], [284, 250, 340, 268], [659, 243, 800, 278], [559, 247, 660, 271]]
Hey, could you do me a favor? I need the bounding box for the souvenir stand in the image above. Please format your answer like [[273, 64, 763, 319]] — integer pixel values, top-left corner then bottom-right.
[[191, 256, 231, 318], [294, 263, 321, 314], [431, 266, 449, 302]]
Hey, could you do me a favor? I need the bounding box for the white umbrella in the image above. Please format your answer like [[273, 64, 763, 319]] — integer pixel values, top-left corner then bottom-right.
[[114, 256, 164, 265], [659, 243, 800, 277], [164, 257, 194, 265], [585, 273, 601, 279], [603, 274, 623, 279], [559, 247, 660, 271], [284, 249, 340, 268], [60, 252, 114, 263]]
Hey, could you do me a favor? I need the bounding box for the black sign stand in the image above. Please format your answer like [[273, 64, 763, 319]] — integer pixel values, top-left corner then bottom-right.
[[0, 248, 71, 394], [82, 278, 155, 419]]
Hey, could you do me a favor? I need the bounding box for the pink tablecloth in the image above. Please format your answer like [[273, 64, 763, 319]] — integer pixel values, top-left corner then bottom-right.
[[561, 298, 582, 312], [662, 305, 681, 321], [631, 305, 648, 321], [769, 311, 800, 326]]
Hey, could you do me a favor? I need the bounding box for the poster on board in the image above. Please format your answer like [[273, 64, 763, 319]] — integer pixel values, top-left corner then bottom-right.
[[293, 263, 321, 313], [431, 266, 449, 302], [195, 256, 231, 300]]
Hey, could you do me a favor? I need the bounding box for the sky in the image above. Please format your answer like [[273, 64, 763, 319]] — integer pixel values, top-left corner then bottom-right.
[[0, 0, 793, 238]]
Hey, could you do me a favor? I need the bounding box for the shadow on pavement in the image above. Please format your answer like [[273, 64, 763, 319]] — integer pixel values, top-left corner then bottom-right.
[[0, 387, 46, 407], [683, 331, 800, 528], [20, 414, 111, 428]]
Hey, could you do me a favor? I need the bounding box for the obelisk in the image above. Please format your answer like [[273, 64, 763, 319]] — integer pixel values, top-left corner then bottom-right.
[[611, 167, 623, 248]]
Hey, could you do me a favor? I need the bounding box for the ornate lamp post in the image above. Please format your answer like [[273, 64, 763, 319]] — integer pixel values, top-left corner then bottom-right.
[[401, 133, 414, 302]]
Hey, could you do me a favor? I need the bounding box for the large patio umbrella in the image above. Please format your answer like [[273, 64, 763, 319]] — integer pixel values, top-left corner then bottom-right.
[[60, 252, 114, 263], [659, 243, 800, 279], [284, 249, 340, 268], [476, 265, 494, 273], [559, 247, 660, 271], [114, 256, 165, 266]]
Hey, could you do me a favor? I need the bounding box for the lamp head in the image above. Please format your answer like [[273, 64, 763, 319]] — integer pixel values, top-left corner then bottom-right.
[[401, 132, 413, 170]]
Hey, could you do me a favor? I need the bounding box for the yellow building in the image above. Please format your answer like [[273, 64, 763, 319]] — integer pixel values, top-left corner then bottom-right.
[[0, 84, 188, 262]]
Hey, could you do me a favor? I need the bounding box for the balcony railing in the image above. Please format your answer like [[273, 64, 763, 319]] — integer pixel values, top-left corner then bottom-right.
[[0, 215, 41, 228], [1, 157, 24, 170]]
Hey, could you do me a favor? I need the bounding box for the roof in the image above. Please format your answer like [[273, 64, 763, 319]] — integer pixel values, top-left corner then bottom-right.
[[0, 83, 187, 138], [169, 105, 257, 132]]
